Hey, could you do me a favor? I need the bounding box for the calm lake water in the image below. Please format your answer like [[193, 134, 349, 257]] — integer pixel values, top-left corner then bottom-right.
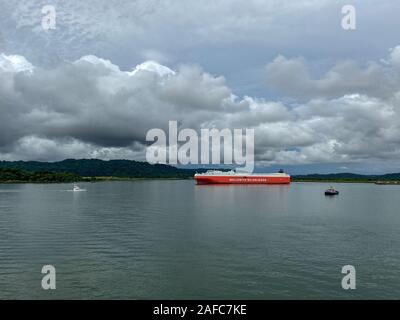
[[1, 181, 400, 299]]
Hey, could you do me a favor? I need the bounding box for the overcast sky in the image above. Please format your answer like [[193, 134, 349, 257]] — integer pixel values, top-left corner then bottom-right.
[[1, 0, 400, 173]]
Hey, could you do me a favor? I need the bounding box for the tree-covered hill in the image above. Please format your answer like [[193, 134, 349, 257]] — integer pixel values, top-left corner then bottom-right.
[[0, 159, 200, 178], [1, 159, 399, 182], [292, 172, 400, 182], [0, 168, 81, 183]]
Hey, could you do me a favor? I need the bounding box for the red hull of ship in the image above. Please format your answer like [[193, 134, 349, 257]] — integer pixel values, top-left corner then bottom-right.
[[195, 175, 290, 185]]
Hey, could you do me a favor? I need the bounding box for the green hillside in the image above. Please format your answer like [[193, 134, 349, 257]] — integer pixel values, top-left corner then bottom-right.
[[1, 159, 399, 182], [0, 159, 200, 179], [0, 168, 81, 183], [292, 172, 400, 182]]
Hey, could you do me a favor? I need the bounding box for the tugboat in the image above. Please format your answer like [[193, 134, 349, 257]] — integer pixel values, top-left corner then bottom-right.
[[325, 186, 339, 196]]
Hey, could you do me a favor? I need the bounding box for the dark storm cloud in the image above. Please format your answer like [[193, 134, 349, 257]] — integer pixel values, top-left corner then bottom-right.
[[2, 0, 399, 96], [0, 55, 256, 160], [1, 1, 400, 169], [2, 48, 400, 166]]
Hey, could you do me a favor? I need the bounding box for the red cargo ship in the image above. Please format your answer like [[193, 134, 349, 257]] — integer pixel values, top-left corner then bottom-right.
[[194, 170, 290, 185]]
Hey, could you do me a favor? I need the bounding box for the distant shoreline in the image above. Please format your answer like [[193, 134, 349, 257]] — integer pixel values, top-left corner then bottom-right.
[[2, 178, 400, 185], [1, 160, 400, 184], [0, 176, 193, 184], [292, 179, 400, 184], [292, 179, 375, 183]]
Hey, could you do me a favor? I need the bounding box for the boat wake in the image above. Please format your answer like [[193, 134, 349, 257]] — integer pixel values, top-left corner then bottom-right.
[[67, 184, 87, 192]]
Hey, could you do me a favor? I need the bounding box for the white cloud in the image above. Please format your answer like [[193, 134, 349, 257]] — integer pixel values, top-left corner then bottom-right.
[[389, 46, 400, 66], [0, 53, 34, 73], [128, 60, 175, 77], [0, 136, 146, 161], [76, 55, 121, 73], [1, 48, 400, 170], [265, 53, 400, 100]]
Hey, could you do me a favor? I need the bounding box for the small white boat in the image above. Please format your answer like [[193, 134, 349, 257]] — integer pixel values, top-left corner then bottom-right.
[[72, 184, 86, 192]]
